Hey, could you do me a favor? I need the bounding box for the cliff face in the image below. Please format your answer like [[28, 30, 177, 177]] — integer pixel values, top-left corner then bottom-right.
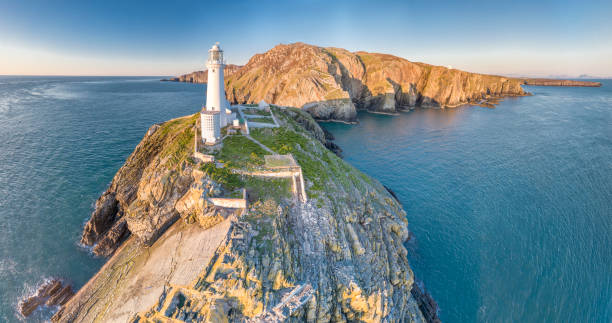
[[224, 43, 526, 122], [80, 114, 200, 256], [56, 108, 435, 322], [165, 64, 242, 83]]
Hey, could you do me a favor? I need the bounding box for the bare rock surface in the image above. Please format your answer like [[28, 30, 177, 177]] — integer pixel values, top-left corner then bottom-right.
[[18, 279, 74, 317], [53, 219, 232, 323]]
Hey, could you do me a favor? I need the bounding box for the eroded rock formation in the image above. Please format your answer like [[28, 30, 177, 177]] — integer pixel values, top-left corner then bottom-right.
[[224, 43, 527, 122], [18, 279, 74, 317]]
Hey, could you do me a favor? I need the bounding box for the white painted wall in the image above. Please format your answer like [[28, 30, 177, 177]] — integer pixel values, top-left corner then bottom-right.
[[206, 44, 226, 126]]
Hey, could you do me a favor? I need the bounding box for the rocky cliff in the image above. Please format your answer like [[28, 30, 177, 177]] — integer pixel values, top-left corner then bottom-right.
[[222, 43, 526, 122], [56, 108, 437, 322], [164, 64, 242, 83]]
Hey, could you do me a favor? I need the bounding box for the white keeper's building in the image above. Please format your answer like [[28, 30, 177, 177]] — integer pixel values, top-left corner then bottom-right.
[[201, 42, 236, 144]]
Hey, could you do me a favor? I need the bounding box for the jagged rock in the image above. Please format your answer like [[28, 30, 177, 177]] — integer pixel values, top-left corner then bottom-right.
[[18, 279, 73, 317], [46, 285, 74, 306], [80, 192, 118, 246], [92, 217, 128, 257], [80, 115, 199, 254]]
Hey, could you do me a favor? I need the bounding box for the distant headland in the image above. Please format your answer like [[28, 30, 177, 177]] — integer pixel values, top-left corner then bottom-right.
[[163, 42, 601, 123], [519, 78, 601, 87]]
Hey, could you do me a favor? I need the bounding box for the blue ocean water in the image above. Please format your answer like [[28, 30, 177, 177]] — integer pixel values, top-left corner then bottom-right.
[[0, 77, 610, 322], [0, 76, 205, 322], [322, 82, 612, 322]]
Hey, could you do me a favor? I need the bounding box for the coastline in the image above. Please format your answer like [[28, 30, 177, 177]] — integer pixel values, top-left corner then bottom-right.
[[49, 107, 437, 322]]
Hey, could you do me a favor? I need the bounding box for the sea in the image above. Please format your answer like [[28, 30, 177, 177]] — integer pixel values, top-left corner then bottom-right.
[[0, 76, 610, 322]]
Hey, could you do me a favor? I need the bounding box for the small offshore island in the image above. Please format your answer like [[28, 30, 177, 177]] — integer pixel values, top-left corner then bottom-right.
[[34, 44, 438, 322]]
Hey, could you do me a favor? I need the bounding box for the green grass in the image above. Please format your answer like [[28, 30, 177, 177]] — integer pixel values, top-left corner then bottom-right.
[[243, 108, 270, 116], [214, 135, 269, 169], [199, 162, 244, 191], [227, 189, 244, 198], [250, 127, 330, 193], [245, 177, 292, 204], [247, 117, 275, 124], [158, 114, 198, 168]]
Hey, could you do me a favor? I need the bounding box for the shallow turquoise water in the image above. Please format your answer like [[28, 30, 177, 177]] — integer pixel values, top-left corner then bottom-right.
[[322, 83, 612, 322], [0, 76, 205, 322], [0, 77, 610, 322]]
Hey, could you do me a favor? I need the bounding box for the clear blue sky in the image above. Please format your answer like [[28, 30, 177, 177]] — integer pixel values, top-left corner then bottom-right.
[[1, 0, 610, 77]]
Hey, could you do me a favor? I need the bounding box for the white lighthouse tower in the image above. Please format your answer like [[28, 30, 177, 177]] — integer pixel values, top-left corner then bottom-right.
[[201, 42, 234, 144], [206, 42, 229, 125]]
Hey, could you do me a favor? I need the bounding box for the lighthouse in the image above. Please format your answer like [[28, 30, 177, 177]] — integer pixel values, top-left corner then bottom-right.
[[201, 42, 234, 144], [206, 42, 228, 125]]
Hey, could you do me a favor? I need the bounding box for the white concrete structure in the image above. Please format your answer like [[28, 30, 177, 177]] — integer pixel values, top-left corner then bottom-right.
[[205, 42, 233, 127], [201, 43, 236, 144], [258, 100, 269, 108], [201, 110, 220, 144], [200, 42, 236, 144]]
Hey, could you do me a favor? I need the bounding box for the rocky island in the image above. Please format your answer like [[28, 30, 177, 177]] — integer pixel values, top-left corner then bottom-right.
[[168, 43, 529, 122], [167, 43, 603, 123], [47, 105, 439, 322]]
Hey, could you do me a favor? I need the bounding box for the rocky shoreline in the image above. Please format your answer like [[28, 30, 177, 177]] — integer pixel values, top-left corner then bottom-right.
[[18, 279, 74, 318], [43, 107, 436, 322]]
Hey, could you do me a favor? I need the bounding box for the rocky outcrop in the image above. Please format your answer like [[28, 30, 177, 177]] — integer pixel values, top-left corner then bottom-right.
[[163, 64, 242, 83], [221, 43, 527, 122], [519, 78, 602, 87], [80, 115, 199, 256], [59, 108, 433, 322], [18, 279, 74, 317]]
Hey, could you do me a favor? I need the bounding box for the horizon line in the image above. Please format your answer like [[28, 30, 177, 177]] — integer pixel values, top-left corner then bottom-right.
[[1, 73, 611, 80]]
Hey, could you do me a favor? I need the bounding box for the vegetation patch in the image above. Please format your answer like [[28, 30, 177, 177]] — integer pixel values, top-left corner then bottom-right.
[[214, 135, 269, 169], [245, 177, 292, 204], [158, 114, 198, 168], [244, 200, 280, 252], [247, 117, 275, 124], [243, 108, 271, 116], [250, 127, 329, 193], [200, 162, 244, 191]]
